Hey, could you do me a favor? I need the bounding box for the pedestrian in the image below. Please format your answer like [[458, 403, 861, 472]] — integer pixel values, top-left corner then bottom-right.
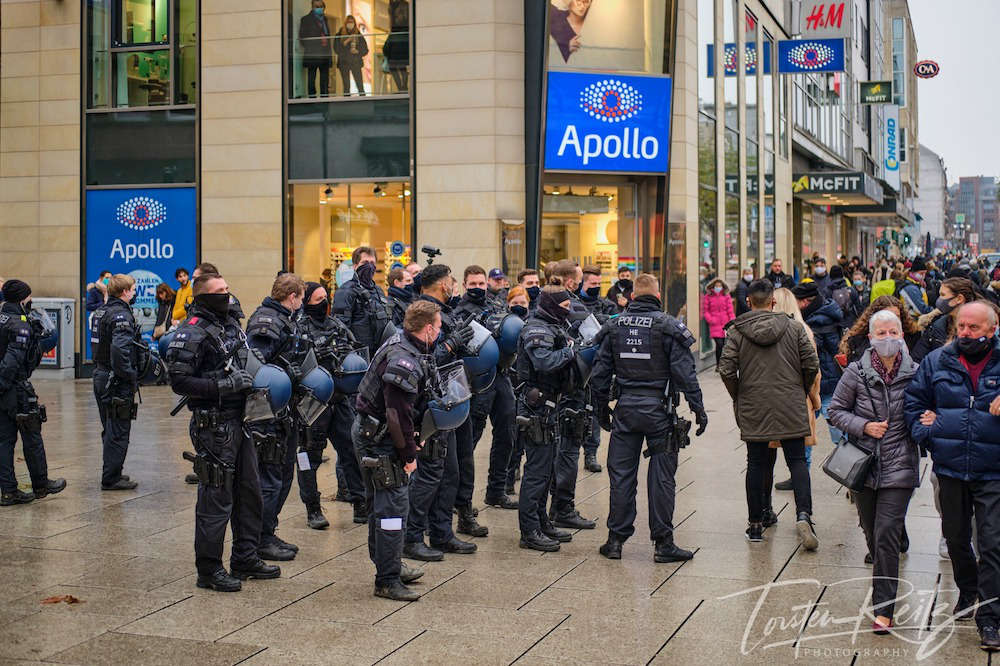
[[898, 257, 933, 317], [86, 270, 111, 314], [852, 270, 870, 305], [765, 258, 795, 290], [606, 265, 633, 312], [838, 296, 921, 366], [912, 278, 977, 362], [718, 279, 820, 549], [299, 0, 333, 97], [334, 14, 368, 95], [504, 286, 531, 496], [811, 257, 832, 299], [577, 265, 616, 319], [829, 265, 862, 329], [702, 278, 735, 369], [164, 272, 279, 591], [152, 282, 175, 340], [171, 267, 192, 325], [0, 279, 67, 506], [591, 273, 706, 562], [905, 301, 1000, 651], [828, 310, 919, 634], [386, 267, 413, 328], [734, 267, 754, 316]]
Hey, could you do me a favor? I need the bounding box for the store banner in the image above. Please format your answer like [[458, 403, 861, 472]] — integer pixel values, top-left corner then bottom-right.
[[777, 38, 846, 73], [544, 70, 671, 174], [859, 80, 892, 104], [883, 104, 901, 192], [706, 41, 772, 77], [798, 0, 850, 38], [84, 187, 197, 360]]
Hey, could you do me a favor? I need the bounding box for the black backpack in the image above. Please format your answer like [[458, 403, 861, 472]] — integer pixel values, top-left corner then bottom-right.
[[830, 286, 853, 319]]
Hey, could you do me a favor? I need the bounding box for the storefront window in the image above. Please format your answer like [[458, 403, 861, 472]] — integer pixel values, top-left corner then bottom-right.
[[287, 181, 412, 286], [744, 10, 757, 142], [747, 139, 758, 273], [723, 0, 737, 131], [86, 109, 195, 185], [763, 32, 774, 152], [764, 150, 775, 262], [288, 0, 410, 99], [547, 0, 671, 74], [114, 51, 170, 107]]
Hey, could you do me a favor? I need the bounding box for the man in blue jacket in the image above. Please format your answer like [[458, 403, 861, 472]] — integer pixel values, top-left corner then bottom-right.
[[905, 301, 1000, 651]]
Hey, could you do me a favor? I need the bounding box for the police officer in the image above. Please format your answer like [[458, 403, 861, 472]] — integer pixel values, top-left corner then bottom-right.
[[333, 246, 394, 357], [487, 268, 509, 308], [403, 264, 477, 560], [246, 273, 310, 561], [91, 274, 142, 491], [353, 300, 443, 600], [165, 272, 280, 591], [517, 286, 578, 551], [591, 273, 708, 563], [386, 267, 414, 328], [298, 281, 366, 528], [577, 265, 616, 474], [0, 280, 66, 506]]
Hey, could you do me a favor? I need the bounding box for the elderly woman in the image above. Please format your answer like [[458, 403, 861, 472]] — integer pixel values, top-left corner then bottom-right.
[[828, 310, 919, 635]]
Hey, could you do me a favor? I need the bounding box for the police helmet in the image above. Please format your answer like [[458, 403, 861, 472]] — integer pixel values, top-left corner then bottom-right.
[[420, 397, 471, 441], [467, 365, 496, 393], [252, 363, 293, 412], [496, 313, 524, 357], [301, 365, 335, 403], [157, 328, 176, 358], [462, 320, 500, 376], [136, 340, 163, 385], [334, 349, 369, 395], [29, 309, 58, 354]]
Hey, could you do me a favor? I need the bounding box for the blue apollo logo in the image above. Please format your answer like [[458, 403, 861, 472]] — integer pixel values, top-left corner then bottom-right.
[[578, 79, 643, 123], [116, 196, 167, 231], [785, 41, 836, 71]]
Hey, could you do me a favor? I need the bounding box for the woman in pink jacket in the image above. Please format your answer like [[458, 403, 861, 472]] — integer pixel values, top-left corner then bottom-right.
[[702, 278, 735, 369]]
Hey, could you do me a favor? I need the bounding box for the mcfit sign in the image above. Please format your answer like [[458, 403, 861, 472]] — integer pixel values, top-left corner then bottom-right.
[[544, 71, 672, 173]]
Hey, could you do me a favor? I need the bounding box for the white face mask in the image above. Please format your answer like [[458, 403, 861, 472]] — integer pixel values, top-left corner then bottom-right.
[[743, 274, 753, 282], [871, 337, 903, 358], [814, 266, 826, 277]]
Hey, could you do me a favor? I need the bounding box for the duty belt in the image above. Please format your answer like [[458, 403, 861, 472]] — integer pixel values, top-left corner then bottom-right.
[[618, 387, 667, 398]]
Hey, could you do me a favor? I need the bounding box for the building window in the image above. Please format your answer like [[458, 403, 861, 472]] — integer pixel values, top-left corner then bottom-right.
[[892, 16, 905, 106], [899, 127, 907, 162], [763, 31, 774, 153], [746, 139, 759, 274]]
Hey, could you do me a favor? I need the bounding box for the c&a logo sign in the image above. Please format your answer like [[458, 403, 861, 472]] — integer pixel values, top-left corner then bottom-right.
[[545, 71, 672, 174]]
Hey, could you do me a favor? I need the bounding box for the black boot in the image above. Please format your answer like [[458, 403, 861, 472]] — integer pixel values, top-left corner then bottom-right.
[[403, 541, 444, 562], [275, 536, 298, 553], [353, 499, 368, 524], [31, 478, 66, 499], [0, 489, 34, 506], [761, 508, 778, 528], [101, 477, 138, 491], [541, 523, 572, 542], [334, 487, 350, 503], [185, 473, 199, 485], [584, 453, 602, 473], [258, 542, 295, 561], [520, 530, 560, 552], [432, 536, 477, 554], [231, 558, 281, 580], [774, 478, 793, 491], [599, 535, 623, 559], [197, 568, 242, 592], [374, 580, 420, 601], [484, 493, 518, 510], [400, 562, 424, 584], [552, 509, 596, 530], [654, 538, 694, 563], [306, 507, 329, 530], [456, 506, 488, 537]]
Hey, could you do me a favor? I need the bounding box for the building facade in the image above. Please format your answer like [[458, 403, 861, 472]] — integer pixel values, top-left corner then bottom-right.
[[951, 176, 999, 255], [914, 143, 946, 251]]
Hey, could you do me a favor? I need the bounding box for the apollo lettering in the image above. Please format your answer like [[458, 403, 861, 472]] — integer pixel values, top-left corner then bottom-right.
[[557, 125, 660, 166], [110, 238, 174, 264]]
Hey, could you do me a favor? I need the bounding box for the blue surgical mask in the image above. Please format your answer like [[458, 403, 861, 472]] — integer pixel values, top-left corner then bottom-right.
[[313, 7, 324, 16], [853, 279, 863, 287]]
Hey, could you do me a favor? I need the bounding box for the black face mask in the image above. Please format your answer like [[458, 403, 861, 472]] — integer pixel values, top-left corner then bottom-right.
[[585, 286, 601, 299], [538, 290, 571, 323], [22, 300, 32, 315], [411, 272, 422, 292], [356, 261, 376, 286], [510, 305, 528, 318], [195, 293, 230, 320], [526, 285, 540, 302], [404, 283, 415, 295], [128, 293, 137, 306], [304, 299, 329, 320], [618, 279, 633, 292], [957, 335, 994, 361], [465, 287, 486, 304]]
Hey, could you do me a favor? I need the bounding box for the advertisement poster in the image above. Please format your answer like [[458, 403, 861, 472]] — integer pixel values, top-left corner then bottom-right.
[[84, 187, 197, 360], [883, 104, 901, 192], [547, 0, 657, 73], [777, 38, 846, 74]]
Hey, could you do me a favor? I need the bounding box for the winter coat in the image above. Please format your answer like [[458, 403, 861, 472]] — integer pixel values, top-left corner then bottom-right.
[[812, 273, 833, 299], [904, 338, 1000, 482], [85, 284, 106, 313], [719, 310, 820, 442], [899, 279, 932, 316], [702, 285, 735, 339], [828, 348, 920, 489], [804, 299, 844, 396], [734, 278, 752, 316], [911, 313, 950, 363], [766, 271, 795, 290]]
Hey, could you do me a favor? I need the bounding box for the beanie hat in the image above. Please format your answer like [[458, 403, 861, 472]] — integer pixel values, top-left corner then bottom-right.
[[830, 265, 844, 281], [910, 257, 927, 272], [303, 281, 323, 304], [1, 279, 31, 304], [791, 281, 819, 300]]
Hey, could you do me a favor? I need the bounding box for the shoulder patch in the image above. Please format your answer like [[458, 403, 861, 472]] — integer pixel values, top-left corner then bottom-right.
[[188, 317, 199, 325], [0, 314, 7, 324]]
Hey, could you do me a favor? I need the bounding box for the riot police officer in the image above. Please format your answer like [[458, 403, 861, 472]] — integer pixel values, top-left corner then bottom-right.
[[386, 267, 414, 328], [517, 286, 578, 551], [332, 246, 394, 357], [92, 274, 142, 490], [576, 265, 616, 473], [246, 273, 310, 561], [353, 300, 446, 600], [590, 273, 708, 563], [0, 280, 66, 506], [298, 282, 366, 528], [165, 272, 280, 591], [403, 264, 477, 560]]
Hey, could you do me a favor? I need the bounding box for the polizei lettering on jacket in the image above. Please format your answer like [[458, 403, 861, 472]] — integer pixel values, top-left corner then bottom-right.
[[110, 238, 175, 264], [557, 125, 660, 166]]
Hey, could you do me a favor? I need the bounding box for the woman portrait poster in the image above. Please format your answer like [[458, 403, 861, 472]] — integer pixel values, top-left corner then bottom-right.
[[548, 0, 656, 72]]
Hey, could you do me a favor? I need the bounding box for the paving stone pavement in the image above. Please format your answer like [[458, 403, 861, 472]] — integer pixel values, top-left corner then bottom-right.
[[0, 370, 989, 664]]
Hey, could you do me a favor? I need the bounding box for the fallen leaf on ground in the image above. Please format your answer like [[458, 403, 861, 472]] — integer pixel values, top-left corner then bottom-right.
[[41, 595, 83, 605]]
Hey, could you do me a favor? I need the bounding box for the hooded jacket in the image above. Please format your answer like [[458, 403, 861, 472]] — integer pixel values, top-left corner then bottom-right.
[[803, 298, 844, 395], [702, 281, 735, 339], [718, 310, 820, 442]]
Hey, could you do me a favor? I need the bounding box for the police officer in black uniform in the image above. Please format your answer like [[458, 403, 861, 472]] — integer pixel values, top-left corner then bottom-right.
[[0, 280, 66, 506], [354, 300, 444, 600], [576, 265, 617, 473], [517, 285, 578, 551], [165, 272, 280, 591], [298, 281, 366, 528], [591, 273, 708, 563], [246, 273, 310, 561], [403, 264, 477, 560], [92, 274, 142, 491], [332, 246, 394, 357], [386, 267, 414, 328]]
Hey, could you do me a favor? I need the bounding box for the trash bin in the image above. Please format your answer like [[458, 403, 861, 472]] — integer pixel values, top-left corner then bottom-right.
[[31, 298, 75, 370]]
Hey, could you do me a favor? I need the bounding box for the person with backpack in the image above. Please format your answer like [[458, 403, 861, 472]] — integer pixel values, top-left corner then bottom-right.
[[897, 257, 933, 318], [829, 265, 862, 329]]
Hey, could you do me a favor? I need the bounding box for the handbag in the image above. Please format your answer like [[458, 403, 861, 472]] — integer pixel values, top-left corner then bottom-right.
[[822, 368, 881, 491]]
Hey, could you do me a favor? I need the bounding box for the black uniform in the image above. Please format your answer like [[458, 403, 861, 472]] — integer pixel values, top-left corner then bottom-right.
[[516, 307, 576, 542], [591, 295, 706, 550], [245, 297, 311, 551], [332, 276, 394, 357], [387, 286, 412, 328], [298, 309, 365, 512], [91, 296, 142, 487], [165, 302, 263, 576], [0, 303, 53, 496], [354, 331, 431, 586]]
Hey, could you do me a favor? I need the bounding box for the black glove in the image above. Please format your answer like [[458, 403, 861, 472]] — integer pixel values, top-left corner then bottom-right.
[[445, 325, 475, 354], [315, 345, 335, 362], [285, 362, 303, 383], [598, 403, 613, 432], [217, 369, 254, 395], [695, 409, 708, 436]]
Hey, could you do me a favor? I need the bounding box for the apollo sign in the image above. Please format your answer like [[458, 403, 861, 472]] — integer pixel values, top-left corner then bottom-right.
[[545, 71, 672, 174]]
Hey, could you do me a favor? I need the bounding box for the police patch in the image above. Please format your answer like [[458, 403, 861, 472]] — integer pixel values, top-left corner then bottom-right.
[[0, 314, 7, 324]]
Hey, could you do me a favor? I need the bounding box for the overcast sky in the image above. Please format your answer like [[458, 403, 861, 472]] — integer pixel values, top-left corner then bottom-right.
[[908, 0, 998, 184]]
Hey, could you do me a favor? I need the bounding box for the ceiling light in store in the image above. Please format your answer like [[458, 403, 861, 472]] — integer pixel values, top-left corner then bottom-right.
[[320, 200, 327, 205], [356, 204, 364, 208], [403, 189, 411, 196], [552, 186, 561, 195]]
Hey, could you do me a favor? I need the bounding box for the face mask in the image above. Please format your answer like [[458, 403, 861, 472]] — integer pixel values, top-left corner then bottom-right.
[[585, 286, 600, 299], [510, 304, 528, 318], [618, 279, 633, 292], [195, 293, 230, 319], [304, 299, 329, 320], [935, 296, 957, 315], [853, 280, 864, 288], [102, 277, 110, 285], [712, 286, 723, 294], [356, 261, 376, 286], [813, 266, 826, 277], [526, 285, 540, 302], [957, 335, 993, 359], [128, 293, 137, 305], [313, 7, 324, 16], [22, 299, 32, 315], [743, 274, 753, 283], [871, 337, 903, 358], [466, 287, 486, 304], [411, 273, 421, 292], [404, 284, 415, 295]]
